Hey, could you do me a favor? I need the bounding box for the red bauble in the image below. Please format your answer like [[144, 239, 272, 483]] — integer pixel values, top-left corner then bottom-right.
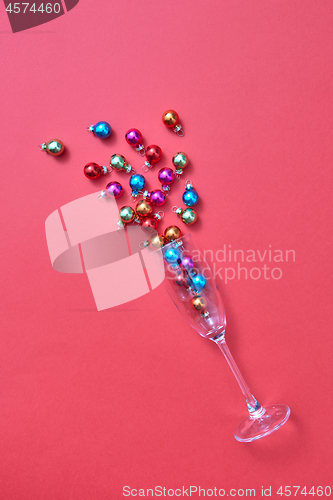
[[175, 273, 185, 287], [141, 217, 158, 233], [84, 162, 101, 179], [145, 145, 162, 164]]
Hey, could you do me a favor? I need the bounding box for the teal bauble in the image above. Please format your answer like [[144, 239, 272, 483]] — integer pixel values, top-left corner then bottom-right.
[[191, 273, 206, 291], [164, 248, 181, 264], [182, 183, 199, 207]]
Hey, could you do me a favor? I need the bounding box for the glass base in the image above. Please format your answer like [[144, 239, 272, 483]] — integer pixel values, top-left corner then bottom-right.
[[234, 404, 290, 442]]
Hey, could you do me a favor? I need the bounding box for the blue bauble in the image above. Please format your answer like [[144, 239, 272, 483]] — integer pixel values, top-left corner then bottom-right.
[[129, 174, 146, 191], [164, 248, 181, 264], [191, 273, 206, 291], [182, 188, 199, 207], [93, 121, 112, 139]]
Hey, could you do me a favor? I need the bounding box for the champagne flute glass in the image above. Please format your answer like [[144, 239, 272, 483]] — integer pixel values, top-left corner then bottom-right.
[[159, 233, 290, 442]]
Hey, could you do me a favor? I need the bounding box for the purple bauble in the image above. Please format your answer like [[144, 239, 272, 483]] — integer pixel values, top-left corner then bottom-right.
[[125, 128, 142, 147], [181, 255, 194, 270], [158, 167, 175, 186], [106, 181, 123, 198], [150, 189, 166, 206]]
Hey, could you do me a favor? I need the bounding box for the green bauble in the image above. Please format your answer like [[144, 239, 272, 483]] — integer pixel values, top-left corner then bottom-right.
[[181, 208, 197, 225], [119, 206, 135, 222], [110, 154, 126, 170], [45, 139, 64, 156], [172, 152, 188, 169]]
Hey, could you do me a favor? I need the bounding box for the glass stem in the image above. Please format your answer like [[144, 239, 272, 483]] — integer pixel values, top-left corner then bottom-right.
[[214, 334, 265, 417]]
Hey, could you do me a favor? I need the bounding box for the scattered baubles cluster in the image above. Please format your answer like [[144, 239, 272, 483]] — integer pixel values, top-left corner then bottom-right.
[[39, 109, 199, 251]]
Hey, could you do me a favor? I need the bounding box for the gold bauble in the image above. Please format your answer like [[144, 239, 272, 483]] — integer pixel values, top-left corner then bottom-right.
[[136, 200, 152, 218], [164, 225, 182, 241], [191, 296, 207, 312], [150, 234, 165, 249], [162, 110, 179, 127]]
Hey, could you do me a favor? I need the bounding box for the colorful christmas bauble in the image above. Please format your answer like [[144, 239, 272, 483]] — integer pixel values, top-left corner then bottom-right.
[[181, 255, 194, 270], [150, 233, 166, 249], [172, 152, 188, 177], [164, 247, 181, 264], [162, 110, 184, 136], [191, 296, 207, 312], [191, 274, 206, 291], [88, 121, 112, 139], [173, 206, 198, 225], [162, 110, 179, 127], [136, 200, 153, 218], [84, 162, 101, 179], [164, 226, 182, 241], [105, 181, 123, 198], [141, 217, 158, 233], [119, 206, 135, 223], [158, 168, 175, 186], [142, 145, 162, 172], [150, 189, 166, 206], [182, 181, 199, 207], [125, 129, 145, 155], [110, 154, 134, 173], [39, 139, 65, 156], [129, 174, 146, 200], [125, 128, 142, 146]]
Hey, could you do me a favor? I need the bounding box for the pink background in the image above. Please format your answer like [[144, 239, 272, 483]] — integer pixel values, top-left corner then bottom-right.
[[1, 0, 333, 498]]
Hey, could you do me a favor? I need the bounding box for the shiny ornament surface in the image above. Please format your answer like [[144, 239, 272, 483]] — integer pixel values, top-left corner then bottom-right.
[[129, 174, 146, 191], [150, 190, 166, 206], [181, 208, 197, 225], [150, 233, 165, 249], [119, 206, 135, 223], [172, 152, 188, 169], [191, 296, 207, 312], [164, 226, 182, 241], [162, 110, 179, 127], [46, 139, 64, 156], [141, 217, 158, 233], [164, 247, 181, 263], [125, 129, 142, 146], [106, 181, 123, 198], [181, 256, 194, 270], [93, 121, 112, 139], [110, 154, 126, 170], [183, 188, 199, 207], [158, 168, 175, 185], [84, 162, 101, 179], [191, 274, 206, 291], [136, 200, 153, 218], [145, 145, 162, 164], [175, 273, 185, 286]]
